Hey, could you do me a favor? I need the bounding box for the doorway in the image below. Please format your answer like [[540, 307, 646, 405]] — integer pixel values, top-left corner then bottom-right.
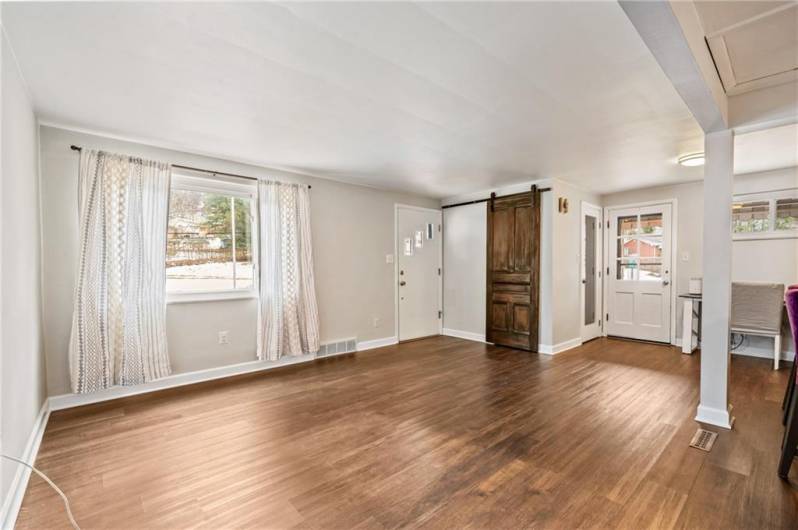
[[605, 203, 674, 343], [395, 205, 442, 342], [581, 202, 602, 342]]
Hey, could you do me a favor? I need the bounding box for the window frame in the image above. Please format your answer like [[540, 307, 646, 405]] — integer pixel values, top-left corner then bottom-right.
[[733, 189, 798, 241], [166, 173, 259, 304]]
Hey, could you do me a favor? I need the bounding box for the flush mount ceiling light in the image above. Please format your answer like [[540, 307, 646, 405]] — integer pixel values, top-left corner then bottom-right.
[[678, 153, 705, 167]]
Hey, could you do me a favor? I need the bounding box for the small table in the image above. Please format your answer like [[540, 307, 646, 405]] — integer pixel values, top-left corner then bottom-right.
[[679, 293, 702, 354]]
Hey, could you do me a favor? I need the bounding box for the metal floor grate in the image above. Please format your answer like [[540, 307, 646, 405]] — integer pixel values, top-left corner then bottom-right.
[[689, 428, 718, 452]]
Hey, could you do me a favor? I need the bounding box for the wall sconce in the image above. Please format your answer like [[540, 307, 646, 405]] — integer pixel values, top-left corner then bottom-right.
[[558, 197, 569, 214]]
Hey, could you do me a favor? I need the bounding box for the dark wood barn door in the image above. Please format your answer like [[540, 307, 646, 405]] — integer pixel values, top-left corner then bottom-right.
[[486, 187, 541, 351]]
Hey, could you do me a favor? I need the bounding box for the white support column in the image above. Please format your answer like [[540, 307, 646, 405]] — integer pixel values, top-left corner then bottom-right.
[[696, 129, 734, 429]]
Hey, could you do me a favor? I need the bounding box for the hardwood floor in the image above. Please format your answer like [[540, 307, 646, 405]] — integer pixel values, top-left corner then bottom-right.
[[16, 337, 798, 529]]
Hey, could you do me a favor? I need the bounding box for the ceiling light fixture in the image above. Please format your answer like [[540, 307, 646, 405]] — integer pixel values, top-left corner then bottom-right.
[[678, 153, 705, 167]]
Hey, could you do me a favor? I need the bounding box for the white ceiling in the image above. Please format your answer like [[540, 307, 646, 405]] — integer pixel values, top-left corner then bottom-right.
[[695, 1, 798, 96], [0, 2, 731, 198], [735, 122, 798, 174]]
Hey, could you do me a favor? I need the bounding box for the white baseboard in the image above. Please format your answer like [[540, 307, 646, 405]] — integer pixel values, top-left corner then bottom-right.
[[442, 328, 487, 343], [695, 404, 734, 429], [356, 336, 398, 351], [1, 401, 50, 530], [538, 337, 582, 355], [49, 353, 316, 411], [49, 336, 401, 411]]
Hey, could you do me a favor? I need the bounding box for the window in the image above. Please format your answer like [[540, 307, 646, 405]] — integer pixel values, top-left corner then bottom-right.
[[614, 212, 664, 281], [776, 197, 798, 231], [166, 174, 257, 298], [732, 190, 798, 239], [732, 200, 769, 233]]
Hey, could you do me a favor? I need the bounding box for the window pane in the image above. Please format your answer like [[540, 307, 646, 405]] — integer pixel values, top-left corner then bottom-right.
[[732, 200, 769, 233], [166, 190, 251, 292], [775, 197, 798, 231], [617, 215, 637, 236], [617, 237, 638, 258], [617, 259, 637, 280], [638, 260, 662, 281], [640, 213, 662, 235], [233, 197, 254, 289], [637, 236, 662, 258]]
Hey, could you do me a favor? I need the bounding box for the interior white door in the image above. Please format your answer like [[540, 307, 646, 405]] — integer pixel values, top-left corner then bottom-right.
[[397, 206, 442, 341], [606, 204, 672, 343], [581, 203, 602, 342]]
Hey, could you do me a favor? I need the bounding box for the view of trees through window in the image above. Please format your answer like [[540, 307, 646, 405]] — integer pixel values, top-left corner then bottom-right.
[[166, 189, 254, 292]]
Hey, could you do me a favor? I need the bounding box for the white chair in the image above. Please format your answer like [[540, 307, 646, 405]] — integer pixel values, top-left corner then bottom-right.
[[731, 282, 785, 370]]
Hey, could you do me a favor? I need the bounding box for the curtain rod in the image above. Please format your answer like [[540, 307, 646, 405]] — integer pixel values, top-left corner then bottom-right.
[[441, 187, 552, 210], [69, 144, 311, 189]]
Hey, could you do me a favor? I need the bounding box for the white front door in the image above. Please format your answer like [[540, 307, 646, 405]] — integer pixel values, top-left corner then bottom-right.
[[581, 202, 602, 342], [606, 204, 673, 343], [396, 206, 442, 341]]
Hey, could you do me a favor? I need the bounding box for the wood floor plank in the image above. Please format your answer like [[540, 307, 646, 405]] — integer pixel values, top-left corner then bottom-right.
[[14, 337, 798, 529]]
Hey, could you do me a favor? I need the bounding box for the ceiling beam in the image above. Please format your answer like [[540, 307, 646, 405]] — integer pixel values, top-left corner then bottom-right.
[[618, 0, 728, 133]]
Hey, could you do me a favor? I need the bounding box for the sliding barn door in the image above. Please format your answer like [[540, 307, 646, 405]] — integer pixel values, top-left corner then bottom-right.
[[486, 189, 541, 351]]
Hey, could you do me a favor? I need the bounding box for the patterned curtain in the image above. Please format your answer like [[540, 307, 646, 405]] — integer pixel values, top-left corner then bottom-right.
[[69, 150, 172, 393], [257, 181, 320, 360]]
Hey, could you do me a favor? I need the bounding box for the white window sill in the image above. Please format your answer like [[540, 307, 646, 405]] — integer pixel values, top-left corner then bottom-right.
[[733, 231, 798, 241], [167, 290, 258, 304]]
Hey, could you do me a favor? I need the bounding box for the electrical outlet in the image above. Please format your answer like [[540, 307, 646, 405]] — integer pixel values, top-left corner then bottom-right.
[[373, 317, 380, 328], [218, 331, 229, 345], [386, 254, 394, 264]]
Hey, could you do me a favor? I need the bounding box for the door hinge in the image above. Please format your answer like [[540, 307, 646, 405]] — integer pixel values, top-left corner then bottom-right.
[[606, 220, 610, 229], [438, 224, 442, 232], [438, 267, 441, 275], [606, 313, 609, 321], [606, 266, 610, 275], [438, 310, 443, 319]]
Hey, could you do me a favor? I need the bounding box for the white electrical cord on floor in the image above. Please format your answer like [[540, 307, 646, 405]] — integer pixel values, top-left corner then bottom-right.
[[0, 454, 81, 530]]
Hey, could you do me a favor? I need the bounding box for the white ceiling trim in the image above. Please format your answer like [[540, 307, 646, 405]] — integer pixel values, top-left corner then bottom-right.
[[704, 2, 797, 38]]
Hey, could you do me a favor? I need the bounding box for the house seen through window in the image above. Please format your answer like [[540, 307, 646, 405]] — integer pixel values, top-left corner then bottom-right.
[[166, 174, 256, 294]]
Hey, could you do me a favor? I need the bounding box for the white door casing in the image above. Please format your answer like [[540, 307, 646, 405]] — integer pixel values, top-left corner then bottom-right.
[[606, 203, 673, 343], [395, 205, 442, 341], [581, 202, 602, 342]]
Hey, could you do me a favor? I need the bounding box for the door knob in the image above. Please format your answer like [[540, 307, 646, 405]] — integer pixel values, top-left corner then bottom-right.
[[399, 281, 406, 286], [663, 280, 670, 286], [581, 279, 586, 284]]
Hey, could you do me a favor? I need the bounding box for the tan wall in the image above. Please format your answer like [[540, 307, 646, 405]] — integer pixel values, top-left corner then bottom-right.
[[39, 125, 439, 396], [1, 27, 47, 503]]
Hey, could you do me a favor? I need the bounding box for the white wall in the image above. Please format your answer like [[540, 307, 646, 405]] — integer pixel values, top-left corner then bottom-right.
[[0, 22, 47, 513], [602, 166, 798, 359], [39, 125, 439, 396], [442, 203, 486, 339], [441, 181, 554, 348]]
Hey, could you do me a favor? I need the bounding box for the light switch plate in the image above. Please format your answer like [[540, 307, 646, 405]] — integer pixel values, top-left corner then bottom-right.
[[386, 254, 394, 264], [681, 252, 689, 262]]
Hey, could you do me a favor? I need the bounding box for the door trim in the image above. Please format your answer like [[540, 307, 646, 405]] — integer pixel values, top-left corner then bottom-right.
[[580, 201, 603, 343], [394, 204, 443, 342], [602, 198, 679, 345]]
